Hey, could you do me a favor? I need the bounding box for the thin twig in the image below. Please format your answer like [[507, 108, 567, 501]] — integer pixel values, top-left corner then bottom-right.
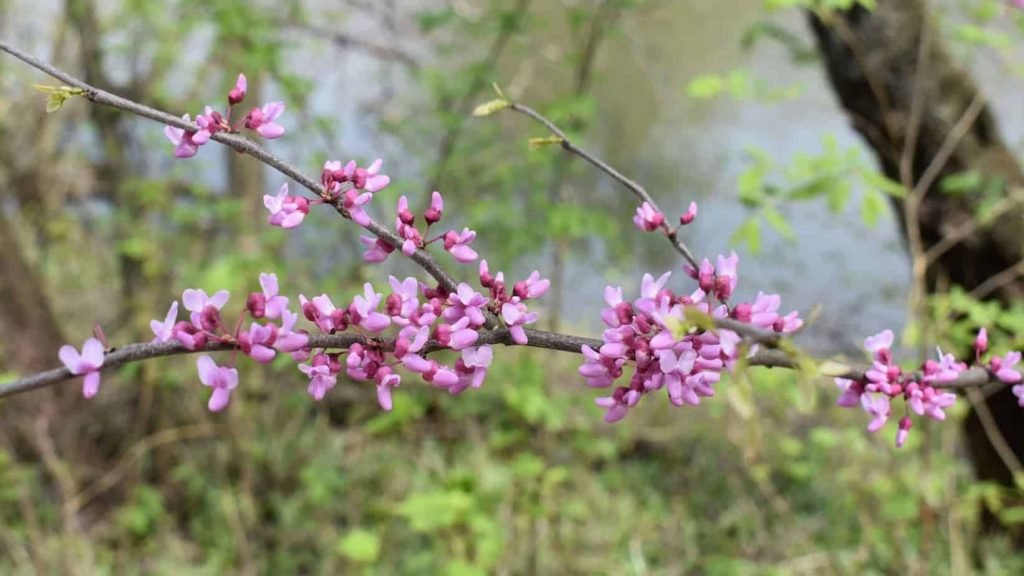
[[970, 258, 1024, 300], [506, 102, 699, 269], [0, 39, 458, 293]]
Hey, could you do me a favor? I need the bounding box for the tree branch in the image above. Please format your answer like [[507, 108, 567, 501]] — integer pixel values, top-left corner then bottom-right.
[[0, 39, 459, 293], [505, 102, 700, 269]]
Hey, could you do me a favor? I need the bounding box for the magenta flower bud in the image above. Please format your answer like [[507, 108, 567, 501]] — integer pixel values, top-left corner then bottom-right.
[[714, 276, 733, 301], [732, 302, 752, 322], [397, 196, 414, 225], [680, 201, 698, 225], [975, 328, 988, 357], [479, 260, 494, 288], [200, 305, 222, 331], [386, 293, 403, 316], [435, 323, 452, 346], [425, 191, 444, 224], [352, 167, 368, 189], [247, 292, 267, 319], [228, 73, 247, 105], [896, 416, 912, 448]]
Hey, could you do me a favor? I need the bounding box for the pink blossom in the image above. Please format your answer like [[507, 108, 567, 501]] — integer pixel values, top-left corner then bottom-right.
[[861, 393, 891, 433], [513, 271, 551, 300], [264, 183, 309, 229], [864, 329, 894, 356], [387, 276, 420, 323], [443, 228, 478, 263], [344, 159, 390, 192], [239, 322, 277, 363], [501, 300, 538, 344], [396, 196, 414, 225], [164, 114, 203, 158], [633, 202, 664, 232], [991, 351, 1023, 384], [350, 283, 391, 332], [275, 310, 309, 352], [1013, 384, 1024, 407], [375, 367, 401, 410], [835, 378, 862, 407], [228, 73, 247, 105], [194, 106, 228, 143], [714, 251, 739, 300], [300, 353, 336, 401], [425, 191, 444, 224], [150, 301, 179, 342], [182, 288, 230, 330], [196, 355, 238, 412], [244, 101, 285, 139], [896, 416, 912, 448], [444, 283, 488, 327], [248, 272, 288, 319], [59, 337, 105, 398], [342, 188, 373, 226], [680, 201, 697, 225], [359, 235, 394, 263], [975, 328, 988, 358], [905, 381, 956, 420]]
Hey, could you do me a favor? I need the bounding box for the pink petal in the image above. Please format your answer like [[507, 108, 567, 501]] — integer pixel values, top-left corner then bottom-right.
[[82, 371, 101, 398], [208, 387, 232, 412], [377, 385, 393, 411], [81, 338, 105, 367], [59, 345, 83, 373], [196, 355, 217, 387]]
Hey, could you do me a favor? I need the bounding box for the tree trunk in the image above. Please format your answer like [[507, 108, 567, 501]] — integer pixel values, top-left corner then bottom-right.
[[807, 0, 1024, 542]]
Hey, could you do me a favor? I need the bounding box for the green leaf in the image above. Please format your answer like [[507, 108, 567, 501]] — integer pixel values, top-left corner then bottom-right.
[[472, 98, 509, 117], [939, 170, 983, 196], [686, 74, 725, 99], [336, 529, 381, 563], [861, 169, 906, 198], [860, 190, 887, 228], [730, 217, 762, 253], [826, 181, 852, 213], [761, 206, 796, 240]]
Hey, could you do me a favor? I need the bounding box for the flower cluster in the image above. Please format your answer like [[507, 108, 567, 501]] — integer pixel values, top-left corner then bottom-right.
[[579, 251, 802, 422], [164, 74, 285, 158], [835, 328, 1023, 447], [632, 201, 697, 233]]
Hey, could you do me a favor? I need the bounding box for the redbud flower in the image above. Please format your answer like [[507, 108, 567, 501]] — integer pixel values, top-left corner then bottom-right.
[[359, 235, 394, 263], [244, 102, 285, 139], [194, 106, 228, 143], [59, 337, 105, 398], [680, 201, 697, 225], [256, 273, 289, 319], [182, 288, 230, 330], [239, 322, 277, 363], [975, 328, 988, 358], [339, 159, 391, 192], [835, 378, 863, 407], [443, 228, 478, 263], [896, 416, 912, 448], [444, 283, 488, 327], [991, 351, 1023, 383], [300, 353, 336, 401], [342, 188, 373, 226], [350, 283, 391, 332], [228, 73, 247, 105], [452, 345, 493, 394], [150, 301, 179, 342], [501, 300, 538, 344], [396, 196, 415, 225], [633, 202, 664, 231], [164, 114, 203, 158], [264, 183, 309, 229], [425, 191, 444, 224], [1013, 384, 1024, 407], [196, 355, 238, 412], [714, 251, 739, 301], [275, 310, 309, 353], [375, 367, 401, 410], [864, 329, 894, 357], [861, 394, 891, 433], [514, 271, 551, 300]]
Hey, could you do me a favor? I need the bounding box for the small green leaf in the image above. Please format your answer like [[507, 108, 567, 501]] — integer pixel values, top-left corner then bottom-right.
[[34, 84, 85, 113], [730, 217, 762, 253], [527, 136, 564, 150], [684, 307, 715, 332], [472, 98, 509, 117], [761, 206, 796, 240], [337, 529, 381, 563], [686, 74, 725, 99], [860, 190, 887, 228], [861, 169, 907, 198], [939, 170, 983, 196]]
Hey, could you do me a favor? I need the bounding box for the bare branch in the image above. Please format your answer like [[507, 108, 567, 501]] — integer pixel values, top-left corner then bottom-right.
[[505, 102, 700, 269]]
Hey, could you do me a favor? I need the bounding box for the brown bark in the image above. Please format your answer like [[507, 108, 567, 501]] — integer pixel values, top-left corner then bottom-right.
[[808, 0, 1024, 542]]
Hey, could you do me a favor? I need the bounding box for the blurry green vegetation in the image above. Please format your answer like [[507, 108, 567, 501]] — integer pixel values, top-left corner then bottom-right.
[[2, 0, 1024, 574]]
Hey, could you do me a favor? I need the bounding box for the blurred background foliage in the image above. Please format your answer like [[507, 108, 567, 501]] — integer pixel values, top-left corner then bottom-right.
[[1, 0, 1024, 574]]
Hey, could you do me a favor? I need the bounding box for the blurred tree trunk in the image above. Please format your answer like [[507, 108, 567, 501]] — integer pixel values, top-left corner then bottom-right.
[[228, 79, 266, 255], [807, 0, 1024, 542]]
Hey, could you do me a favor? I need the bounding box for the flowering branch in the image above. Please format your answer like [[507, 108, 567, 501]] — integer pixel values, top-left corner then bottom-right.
[[2, 40, 1022, 448], [0, 39, 459, 294]]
